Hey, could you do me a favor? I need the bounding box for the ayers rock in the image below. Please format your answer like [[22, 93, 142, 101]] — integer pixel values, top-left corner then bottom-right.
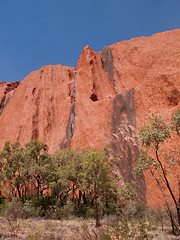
[[0, 29, 180, 207]]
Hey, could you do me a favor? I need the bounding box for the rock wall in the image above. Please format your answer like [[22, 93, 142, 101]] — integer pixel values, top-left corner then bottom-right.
[[0, 65, 75, 153], [0, 81, 20, 116], [0, 29, 180, 207]]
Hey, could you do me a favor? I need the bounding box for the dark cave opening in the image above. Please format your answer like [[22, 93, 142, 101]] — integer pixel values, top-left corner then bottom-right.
[[32, 88, 36, 95], [90, 93, 98, 102]]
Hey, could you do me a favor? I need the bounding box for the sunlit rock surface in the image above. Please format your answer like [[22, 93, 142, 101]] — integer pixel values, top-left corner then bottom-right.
[[0, 29, 180, 207]]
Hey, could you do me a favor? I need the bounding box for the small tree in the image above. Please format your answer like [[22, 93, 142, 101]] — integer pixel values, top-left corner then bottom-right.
[[82, 149, 118, 227], [24, 140, 52, 206], [50, 148, 83, 206], [0, 141, 25, 200], [135, 110, 180, 235]]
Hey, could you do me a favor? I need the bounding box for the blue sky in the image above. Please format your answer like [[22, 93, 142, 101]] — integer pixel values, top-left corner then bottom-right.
[[0, 0, 179, 82]]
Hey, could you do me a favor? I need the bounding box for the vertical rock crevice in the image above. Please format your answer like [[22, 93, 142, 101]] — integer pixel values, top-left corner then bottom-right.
[[0, 94, 7, 116], [31, 89, 41, 140], [111, 88, 146, 203], [0, 94, 13, 117], [61, 70, 77, 148], [100, 46, 118, 94]]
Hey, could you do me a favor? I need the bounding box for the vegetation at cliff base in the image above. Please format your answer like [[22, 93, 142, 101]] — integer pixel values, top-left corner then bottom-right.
[[0, 141, 155, 239], [0, 143, 121, 224], [0, 109, 179, 239]]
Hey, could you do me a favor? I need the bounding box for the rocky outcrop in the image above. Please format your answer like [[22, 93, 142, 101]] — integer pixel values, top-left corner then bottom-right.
[[0, 65, 75, 153], [71, 45, 116, 150], [0, 29, 180, 207]]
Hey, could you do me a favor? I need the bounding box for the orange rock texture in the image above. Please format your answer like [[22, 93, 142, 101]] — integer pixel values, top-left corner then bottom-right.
[[0, 65, 75, 153], [0, 81, 20, 117], [0, 29, 180, 207]]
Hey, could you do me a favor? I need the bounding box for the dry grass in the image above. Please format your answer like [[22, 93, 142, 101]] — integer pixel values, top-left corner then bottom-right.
[[0, 216, 179, 240], [0, 217, 102, 240]]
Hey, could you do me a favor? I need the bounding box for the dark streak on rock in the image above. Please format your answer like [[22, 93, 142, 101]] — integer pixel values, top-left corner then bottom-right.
[[65, 102, 75, 147], [100, 46, 118, 94], [0, 94, 11, 117], [31, 89, 41, 140], [0, 95, 6, 116], [17, 125, 22, 142], [111, 88, 146, 203], [61, 70, 76, 148]]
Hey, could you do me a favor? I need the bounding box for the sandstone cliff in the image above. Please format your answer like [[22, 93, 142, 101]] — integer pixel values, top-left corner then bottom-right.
[[0, 29, 180, 207], [0, 81, 20, 117]]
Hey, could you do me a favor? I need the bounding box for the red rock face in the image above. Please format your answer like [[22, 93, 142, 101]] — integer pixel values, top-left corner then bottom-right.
[[0, 29, 180, 207], [110, 29, 180, 120], [0, 81, 20, 117], [0, 65, 75, 153], [71, 46, 116, 150], [110, 29, 180, 207]]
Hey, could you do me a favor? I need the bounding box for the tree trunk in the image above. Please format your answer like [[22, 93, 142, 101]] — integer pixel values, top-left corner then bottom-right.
[[176, 206, 180, 233], [24, 184, 27, 202], [94, 182, 100, 227], [59, 193, 64, 207], [78, 190, 82, 207], [82, 192, 87, 205], [72, 184, 75, 201], [37, 179, 40, 207], [156, 149, 180, 231], [16, 182, 21, 199], [149, 168, 178, 235], [177, 174, 180, 228]]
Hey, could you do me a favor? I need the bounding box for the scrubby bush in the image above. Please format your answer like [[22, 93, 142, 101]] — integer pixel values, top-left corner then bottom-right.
[[2, 199, 22, 236], [104, 216, 154, 240]]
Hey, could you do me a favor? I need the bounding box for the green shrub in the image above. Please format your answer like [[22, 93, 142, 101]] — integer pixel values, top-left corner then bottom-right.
[[124, 203, 148, 218], [0, 198, 9, 213], [106, 216, 154, 240], [102, 201, 121, 216], [70, 202, 94, 218]]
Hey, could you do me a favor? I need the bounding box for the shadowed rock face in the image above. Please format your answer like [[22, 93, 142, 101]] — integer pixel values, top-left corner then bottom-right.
[[111, 89, 138, 181], [61, 70, 77, 148], [0, 95, 7, 116], [100, 46, 117, 94], [0, 29, 180, 207], [111, 89, 146, 203]]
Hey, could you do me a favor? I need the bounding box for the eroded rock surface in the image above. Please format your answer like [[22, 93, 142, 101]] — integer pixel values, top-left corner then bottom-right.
[[111, 88, 146, 203], [0, 65, 75, 153], [111, 89, 138, 181], [0, 81, 20, 116]]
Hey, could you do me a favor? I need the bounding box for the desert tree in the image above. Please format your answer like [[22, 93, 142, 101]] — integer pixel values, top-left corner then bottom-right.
[[0, 141, 26, 200], [81, 149, 118, 227], [49, 148, 83, 206], [24, 140, 53, 206], [135, 109, 180, 235]]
